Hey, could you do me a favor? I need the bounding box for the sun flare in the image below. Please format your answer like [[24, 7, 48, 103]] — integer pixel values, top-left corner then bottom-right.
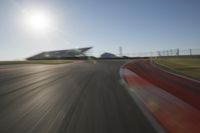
[[24, 10, 51, 33]]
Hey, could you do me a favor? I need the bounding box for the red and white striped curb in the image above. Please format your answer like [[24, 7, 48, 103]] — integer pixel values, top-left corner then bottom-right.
[[120, 68, 200, 133]]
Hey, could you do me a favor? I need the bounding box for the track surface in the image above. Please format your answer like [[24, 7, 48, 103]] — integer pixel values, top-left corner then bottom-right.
[[0, 61, 157, 133]]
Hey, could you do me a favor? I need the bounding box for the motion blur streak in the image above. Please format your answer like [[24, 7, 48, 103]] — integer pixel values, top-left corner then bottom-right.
[[0, 61, 157, 133]]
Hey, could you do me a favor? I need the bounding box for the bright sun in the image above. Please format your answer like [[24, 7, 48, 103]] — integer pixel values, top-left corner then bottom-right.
[[24, 10, 51, 33]]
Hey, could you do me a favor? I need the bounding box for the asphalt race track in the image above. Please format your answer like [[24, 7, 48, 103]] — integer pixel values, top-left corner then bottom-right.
[[0, 61, 157, 133]]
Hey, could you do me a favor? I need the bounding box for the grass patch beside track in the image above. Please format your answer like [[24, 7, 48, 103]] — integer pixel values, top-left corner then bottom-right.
[[0, 60, 73, 65], [153, 57, 200, 79]]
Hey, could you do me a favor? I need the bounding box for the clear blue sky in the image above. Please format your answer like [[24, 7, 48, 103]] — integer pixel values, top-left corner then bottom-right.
[[0, 0, 200, 60]]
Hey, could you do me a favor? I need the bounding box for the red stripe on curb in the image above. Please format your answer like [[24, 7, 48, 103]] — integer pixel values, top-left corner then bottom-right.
[[122, 68, 200, 133], [124, 60, 200, 110]]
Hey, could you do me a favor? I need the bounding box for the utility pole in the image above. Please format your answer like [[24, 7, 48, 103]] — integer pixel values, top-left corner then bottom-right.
[[190, 49, 192, 56], [119, 46, 122, 57]]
